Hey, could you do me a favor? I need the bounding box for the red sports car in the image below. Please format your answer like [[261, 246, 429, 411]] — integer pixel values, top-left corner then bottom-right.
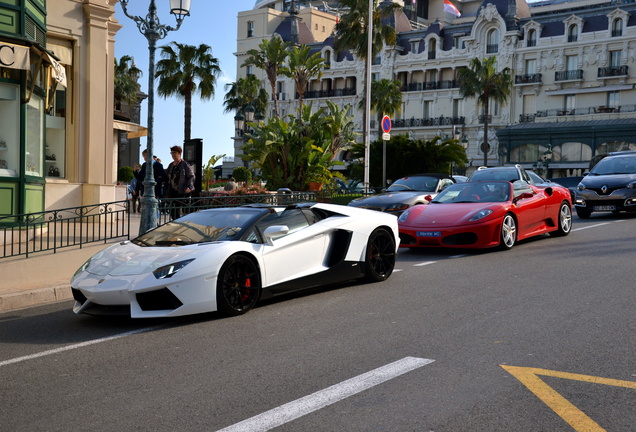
[[398, 180, 572, 249]]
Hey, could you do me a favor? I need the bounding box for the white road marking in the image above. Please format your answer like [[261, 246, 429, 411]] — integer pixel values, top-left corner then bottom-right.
[[216, 356, 435, 432], [393, 269, 403, 272], [0, 327, 157, 368], [414, 261, 436, 267], [449, 255, 468, 259], [571, 222, 611, 232]]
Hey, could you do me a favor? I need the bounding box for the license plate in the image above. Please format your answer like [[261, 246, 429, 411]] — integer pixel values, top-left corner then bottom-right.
[[594, 205, 616, 211], [417, 231, 441, 237]]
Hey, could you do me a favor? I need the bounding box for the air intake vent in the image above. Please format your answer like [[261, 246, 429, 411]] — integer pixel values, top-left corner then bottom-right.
[[25, 16, 46, 46]]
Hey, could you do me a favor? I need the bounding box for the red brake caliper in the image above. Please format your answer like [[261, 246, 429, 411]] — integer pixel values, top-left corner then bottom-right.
[[242, 275, 251, 302]]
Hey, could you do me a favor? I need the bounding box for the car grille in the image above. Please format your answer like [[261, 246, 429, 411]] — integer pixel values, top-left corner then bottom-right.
[[136, 288, 183, 311], [442, 232, 479, 246], [72, 288, 87, 303], [399, 232, 417, 245], [587, 186, 623, 195]]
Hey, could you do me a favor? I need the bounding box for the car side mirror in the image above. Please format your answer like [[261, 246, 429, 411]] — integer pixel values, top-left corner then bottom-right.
[[513, 192, 534, 203], [583, 172, 589, 176], [263, 225, 289, 246]]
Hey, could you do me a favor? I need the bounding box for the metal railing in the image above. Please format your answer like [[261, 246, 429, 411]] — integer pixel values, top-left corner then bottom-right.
[[519, 114, 536, 123], [371, 116, 465, 129], [515, 73, 542, 84], [401, 80, 459, 92], [302, 88, 357, 99], [478, 114, 493, 124], [526, 103, 636, 120], [486, 44, 498, 54], [555, 70, 583, 81], [598, 65, 628, 77], [0, 201, 129, 259]]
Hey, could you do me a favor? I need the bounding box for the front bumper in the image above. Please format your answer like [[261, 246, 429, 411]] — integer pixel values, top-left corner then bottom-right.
[[398, 218, 502, 249], [574, 189, 636, 212]]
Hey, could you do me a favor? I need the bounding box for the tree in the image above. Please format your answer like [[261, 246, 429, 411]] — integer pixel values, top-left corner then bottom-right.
[[155, 42, 221, 142], [279, 44, 325, 114], [242, 37, 290, 118], [359, 78, 402, 136], [457, 57, 512, 166], [114, 55, 142, 111], [202, 154, 226, 190], [334, 0, 402, 139], [223, 74, 268, 117], [349, 134, 468, 186]]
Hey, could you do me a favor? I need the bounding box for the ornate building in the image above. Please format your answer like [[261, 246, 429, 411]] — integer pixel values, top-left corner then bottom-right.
[[235, 0, 636, 178]]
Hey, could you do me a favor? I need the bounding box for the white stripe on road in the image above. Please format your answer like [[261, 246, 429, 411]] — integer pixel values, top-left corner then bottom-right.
[[414, 261, 436, 267], [0, 327, 156, 368], [571, 222, 611, 232], [393, 269, 403, 272], [449, 255, 468, 259], [216, 356, 435, 432]]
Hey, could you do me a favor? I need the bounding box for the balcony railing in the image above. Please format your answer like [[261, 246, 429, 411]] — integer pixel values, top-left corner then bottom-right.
[[555, 70, 583, 81], [515, 73, 542, 84], [428, 51, 436, 60], [400, 80, 459, 92], [568, 35, 578, 42], [612, 29, 623, 37], [527, 39, 536, 47], [370, 116, 465, 129], [478, 114, 493, 124], [519, 114, 536, 123], [272, 92, 287, 101], [486, 44, 498, 54], [528, 103, 636, 120], [301, 88, 357, 99], [598, 65, 628, 77]]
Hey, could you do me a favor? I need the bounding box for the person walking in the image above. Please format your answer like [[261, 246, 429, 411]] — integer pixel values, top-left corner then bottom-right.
[[137, 149, 167, 198], [165, 145, 195, 220]]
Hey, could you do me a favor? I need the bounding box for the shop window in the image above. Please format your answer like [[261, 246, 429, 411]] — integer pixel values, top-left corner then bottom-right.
[[551, 142, 592, 162], [26, 94, 44, 177], [46, 84, 66, 178], [596, 141, 636, 154], [0, 83, 20, 177]]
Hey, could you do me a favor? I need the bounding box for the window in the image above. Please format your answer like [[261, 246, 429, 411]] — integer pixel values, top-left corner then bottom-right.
[[522, 94, 535, 115], [246, 65, 253, 76], [612, 19, 622, 37], [322, 26, 325, 32], [0, 83, 20, 177], [565, 94, 576, 111], [410, 41, 419, 53], [428, 39, 436, 59], [527, 30, 536, 47], [453, 99, 462, 118], [372, 72, 380, 82], [568, 24, 577, 42], [487, 29, 499, 53], [256, 209, 309, 241], [315, 24, 318, 30], [424, 101, 432, 119], [26, 94, 44, 177], [525, 59, 537, 75], [247, 21, 254, 38], [607, 91, 620, 108], [566, 55, 578, 71], [324, 50, 331, 67], [373, 53, 381, 65], [454, 37, 462, 50], [610, 50, 621, 67]]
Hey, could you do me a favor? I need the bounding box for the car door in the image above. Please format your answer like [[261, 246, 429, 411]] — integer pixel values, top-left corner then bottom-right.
[[257, 208, 329, 289], [512, 180, 547, 237]]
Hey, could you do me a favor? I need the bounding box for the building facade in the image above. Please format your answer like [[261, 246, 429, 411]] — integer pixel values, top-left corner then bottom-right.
[[235, 0, 636, 179], [0, 0, 139, 217]]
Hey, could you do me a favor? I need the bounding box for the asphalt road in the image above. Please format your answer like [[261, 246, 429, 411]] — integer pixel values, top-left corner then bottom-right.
[[1, 212, 635, 432]]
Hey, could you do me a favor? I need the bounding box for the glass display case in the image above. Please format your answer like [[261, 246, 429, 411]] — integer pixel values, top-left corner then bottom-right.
[[0, 83, 20, 177], [46, 85, 66, 178], [26, 94, 44, 177]]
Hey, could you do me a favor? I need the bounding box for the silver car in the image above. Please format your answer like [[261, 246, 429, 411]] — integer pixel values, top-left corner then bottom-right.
[[575, 153, 636, 218]]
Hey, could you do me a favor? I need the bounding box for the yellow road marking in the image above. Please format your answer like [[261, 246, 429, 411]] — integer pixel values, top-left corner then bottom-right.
[[501, 365, 636, 432]]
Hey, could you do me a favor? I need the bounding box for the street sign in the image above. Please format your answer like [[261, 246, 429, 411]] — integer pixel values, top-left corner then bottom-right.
[[381, 115, 391, 133], [382, 133, 391, 141]]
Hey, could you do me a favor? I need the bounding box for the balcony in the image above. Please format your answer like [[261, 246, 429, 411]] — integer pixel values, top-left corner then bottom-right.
[[533, 103, 636, 119], [555, 70, 583, 81], [527, 39, 536, 47], [486, 44, 498, 54], [428, 51, 436, 60], [515, 73, 542, 84], [612, 29, 622, 37], [370, 116, 465, 129], [598, 65, 628, 78], [478, 114, 492, 124], [302, 88, 357, 100], [272, 93, 287, 101], [568, 35, 577, 42], [400, 80, 459, 92]]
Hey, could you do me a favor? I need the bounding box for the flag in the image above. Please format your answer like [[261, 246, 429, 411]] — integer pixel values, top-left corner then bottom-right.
[[443, 0, 461, 17]]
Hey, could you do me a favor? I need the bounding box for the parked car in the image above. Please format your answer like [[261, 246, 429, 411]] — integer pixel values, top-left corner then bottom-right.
[[526, 170, 576, 203], [468, 165, 535, 184], [398, 180, 572, 250], [71, 203, 399, 318], [574, 153, 636, 218], [347, 173, 457, 215]]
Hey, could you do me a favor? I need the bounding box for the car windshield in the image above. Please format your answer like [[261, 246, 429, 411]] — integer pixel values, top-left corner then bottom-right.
[[527, 171, 545, 184], [589, 156, 636, 175], [133, 209, 262, 247], [469, 168, 519, 182], [387, 176, 439, 192], [431, 182, 511, 203]]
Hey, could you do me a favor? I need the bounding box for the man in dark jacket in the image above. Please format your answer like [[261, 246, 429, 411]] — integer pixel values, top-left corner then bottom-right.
[[165, 145, 195, 219], [135, 149, 167, 198]]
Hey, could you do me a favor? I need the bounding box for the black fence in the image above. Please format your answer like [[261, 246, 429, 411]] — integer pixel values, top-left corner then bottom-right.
[[0, 201, 129, 259]]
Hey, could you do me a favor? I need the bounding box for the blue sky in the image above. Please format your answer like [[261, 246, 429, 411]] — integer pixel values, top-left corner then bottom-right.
[[114, 1, 254, 166]]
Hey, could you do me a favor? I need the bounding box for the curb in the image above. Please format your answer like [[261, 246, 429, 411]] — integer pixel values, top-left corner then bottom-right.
[[0, 285, 73, 313]]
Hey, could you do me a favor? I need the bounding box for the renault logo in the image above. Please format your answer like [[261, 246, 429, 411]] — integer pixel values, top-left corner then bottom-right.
[[601, 185, 608, 194]]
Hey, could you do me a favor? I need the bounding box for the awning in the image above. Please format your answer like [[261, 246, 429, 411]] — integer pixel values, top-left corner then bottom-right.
[[44, 52, 67, 87], [46, 43, 72, 65], [113, 120, 148, 139], [0, 42, 29, 70], [544, 84, 633, 95]]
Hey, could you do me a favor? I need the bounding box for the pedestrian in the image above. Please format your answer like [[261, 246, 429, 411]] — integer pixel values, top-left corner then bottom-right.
[[165, 145, 195, 220], [137, 149, 167, 199], [224, 177, 238, 192]]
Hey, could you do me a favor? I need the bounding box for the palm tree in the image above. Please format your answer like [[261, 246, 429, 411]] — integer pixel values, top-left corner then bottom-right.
[[155, 42, 221, 141], [359, 78, 402, 136], [242, 37, 290, 119], [223, 74, 269, 118], [279, 44, 325, 114], [334, 0, 402, 139], [114, 55, 142, 111], [457, 57, 512, 166]]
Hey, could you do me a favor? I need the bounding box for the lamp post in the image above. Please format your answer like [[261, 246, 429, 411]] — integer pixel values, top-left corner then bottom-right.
[[533, 144, 552, 177], [120, 0, 192, 235]]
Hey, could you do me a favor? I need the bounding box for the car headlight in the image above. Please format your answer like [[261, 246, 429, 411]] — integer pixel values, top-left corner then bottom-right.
[[577, 183, 586, 191], [398, 209, 411, 222], [153, 259, 195, 279], [74, 258, 92, 277], [469, 209, 493, 221], [386, 203, 409, 212], [627, 181, 636, 190]]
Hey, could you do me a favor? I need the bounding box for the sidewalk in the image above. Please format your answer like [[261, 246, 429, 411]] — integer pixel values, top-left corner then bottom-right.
[[0, 213, 141, 313]]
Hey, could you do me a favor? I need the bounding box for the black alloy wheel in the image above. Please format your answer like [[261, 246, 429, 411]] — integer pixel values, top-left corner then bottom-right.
[[217, 254, 261, 316], [365, 228, 396, 282], [576, 206, 592, 219]]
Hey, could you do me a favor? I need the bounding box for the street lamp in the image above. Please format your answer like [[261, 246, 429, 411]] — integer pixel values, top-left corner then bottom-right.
[[461, 136, 469, 150], [234, 112, 245, 136], [120, 0, 192, 235]]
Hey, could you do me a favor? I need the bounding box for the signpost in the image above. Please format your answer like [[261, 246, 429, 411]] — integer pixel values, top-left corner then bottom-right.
[[381, 115, 391, 188]]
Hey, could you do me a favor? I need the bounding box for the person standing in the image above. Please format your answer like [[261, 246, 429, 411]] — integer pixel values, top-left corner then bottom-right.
[[165, 145, 195, 220], [137, 149, 167, 198]]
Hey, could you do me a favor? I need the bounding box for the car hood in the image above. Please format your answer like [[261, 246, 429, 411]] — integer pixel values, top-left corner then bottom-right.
[[81, 241, 223, 277], [350, 191, 434, 206], [581, 173, 636, 188], [408, 203, 501, 226]]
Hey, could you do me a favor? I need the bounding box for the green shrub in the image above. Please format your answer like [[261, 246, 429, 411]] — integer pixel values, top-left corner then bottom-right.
[[232, 167, 252, 182], [117, 166, 134, 183]]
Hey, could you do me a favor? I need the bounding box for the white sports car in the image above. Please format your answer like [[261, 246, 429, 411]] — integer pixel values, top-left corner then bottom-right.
[[71, 203, 399, 318]]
